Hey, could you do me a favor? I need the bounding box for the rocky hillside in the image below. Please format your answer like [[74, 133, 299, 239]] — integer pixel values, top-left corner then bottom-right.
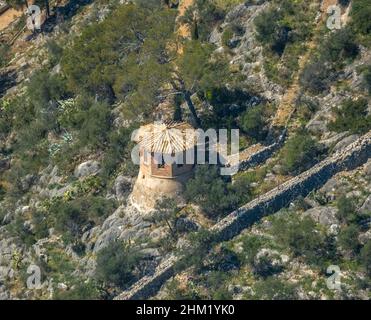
[[0, 0, 370, 300]]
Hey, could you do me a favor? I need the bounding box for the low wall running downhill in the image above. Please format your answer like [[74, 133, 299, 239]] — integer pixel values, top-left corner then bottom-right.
[[238, 130, 287, 172], [115, 131, 371, 300]]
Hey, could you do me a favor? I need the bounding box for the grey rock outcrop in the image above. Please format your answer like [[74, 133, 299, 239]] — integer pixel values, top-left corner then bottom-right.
[[333, 134, 360, 152], [74, 160, 100, 178], [114, 175, 133, 201], [359, 195, 371, 213], [303, 206, 338, 226]]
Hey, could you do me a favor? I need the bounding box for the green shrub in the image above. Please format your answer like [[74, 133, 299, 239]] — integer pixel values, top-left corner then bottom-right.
[[300, 58, 332, 94], [350, 0, 371, 38], [165, 279, 201, 300], [50, 196, 117, 242], [185, 165, 239, 218], [100, 126, 137, 180], [221, 27, 234, 48], [252, 253, 284, 278], [7, 216, 36, 247], [336, 196, 358, 224], [0, 43, 10, 68], [45, 40, 64, 67], [320, 28, 359, 65], [95, 241, 143, 289], [54, 281, 102, 300], [27, 70, 69, 114], [239, 105, 267, 141], [301, 29, 359, 93], [181, 0, 225, 41], [77, 101, 112, 149], [31, 210, 49, 240], [362, 65, 371, 94], [272, 213, 336, 266], [360, 240, 371, 277], [328, 98, 371, 134], [250, 277, 298, 300], [254, 7, 289, 56], [279, 130, 322, 175], [338, 224, 361, 255], [241, 235, 265, 265], [254, 0, 315, 57]]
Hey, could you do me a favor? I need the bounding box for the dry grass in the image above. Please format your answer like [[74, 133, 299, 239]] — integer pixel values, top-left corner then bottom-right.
[[0, 8, 23, 31]]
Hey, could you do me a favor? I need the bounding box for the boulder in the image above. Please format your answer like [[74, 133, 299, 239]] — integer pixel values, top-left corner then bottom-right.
[[359, 195, 371, 213], [21, 174, 37, 191], [333, 134, 359, 152], [0, 158, 10, 172], [174, 217, 199, 233], [306, 119, 327, 135], [74, 160, 100, 178], [303, 206, 338, 226], [358, 230, 371, 245], [114, 175, 132, 201], [364, 160, 371, 176], [93, 226, 122, 252]]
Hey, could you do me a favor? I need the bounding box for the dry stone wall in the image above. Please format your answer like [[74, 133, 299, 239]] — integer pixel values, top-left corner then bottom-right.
[[115, 131, 371, 300], [238, 130, 287, 171]]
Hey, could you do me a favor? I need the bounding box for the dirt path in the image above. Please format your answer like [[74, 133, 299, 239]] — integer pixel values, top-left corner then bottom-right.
[[0, 8, 23, 31], [177, 0, 194, 43], [271, 0, 340, 128]]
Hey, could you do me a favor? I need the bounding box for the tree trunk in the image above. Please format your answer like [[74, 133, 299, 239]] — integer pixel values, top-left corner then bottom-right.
[[184, 90, 201, 127], [45, 0, 50, 17]]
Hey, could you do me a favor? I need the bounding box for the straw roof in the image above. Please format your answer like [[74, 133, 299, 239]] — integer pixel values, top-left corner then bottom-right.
[[137, 121, 197, 154]]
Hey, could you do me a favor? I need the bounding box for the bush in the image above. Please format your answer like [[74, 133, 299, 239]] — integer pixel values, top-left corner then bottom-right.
[[185, 165, 238, 218], [54, 281, 102, 300], [45, 40, 63, 67], [221, 27, 234, 48], [27, 70, 69, 114], [300, 58, 332, 94], [362, 65, 371, 94], [0, 43, 10, 68], [241, 235, 265, 265], [181, 0, 225, 41], [272, 213, 336, 266], [252, 253, 284, 278], [360, 240, 371, 277], [50, 196, 117, 242], [338, 0, 350, 6], [338, 225, 361, 255], [77, 101, 112, 149], [320, 28, 359, 64], [100, 126, 136, 179], [336, 196, 358, 224], [0, 184, 5, 202], [95, 241, 143, 289], [300, 29, 359, 93], [350, 0, 371, 37], [279, 130, 322, 175], [165, 279, 201, 300], [328, 98, 371, 134], [254, 7, 290, 56], [239, 105, 267, 141], [251, 277, 298, 300]]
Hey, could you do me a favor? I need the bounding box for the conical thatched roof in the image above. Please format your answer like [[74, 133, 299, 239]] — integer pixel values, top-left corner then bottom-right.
[[137, 121, 197, 154]]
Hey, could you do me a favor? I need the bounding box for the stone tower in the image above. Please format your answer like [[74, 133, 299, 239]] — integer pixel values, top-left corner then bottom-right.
[[130, 121, 198, 212]]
